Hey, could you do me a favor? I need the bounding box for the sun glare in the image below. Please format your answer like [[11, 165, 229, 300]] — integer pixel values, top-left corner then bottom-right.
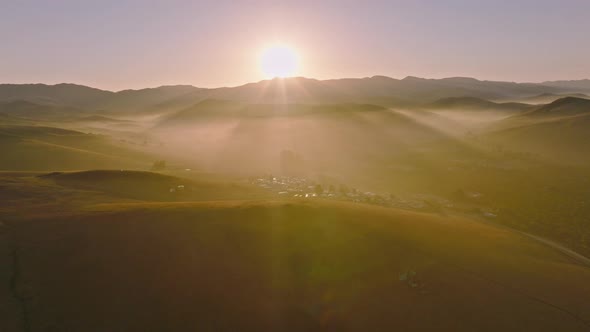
[[259, 44, 300, 78]]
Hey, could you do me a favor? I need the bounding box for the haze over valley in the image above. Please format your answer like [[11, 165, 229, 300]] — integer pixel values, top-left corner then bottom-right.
[[2, 1, 590, 331]]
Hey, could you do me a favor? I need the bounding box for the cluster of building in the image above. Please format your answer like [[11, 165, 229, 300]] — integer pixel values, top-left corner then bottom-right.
[[250, 175, 453, 212]]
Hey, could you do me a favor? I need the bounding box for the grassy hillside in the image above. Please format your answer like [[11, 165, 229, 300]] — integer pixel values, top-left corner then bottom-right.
[[0, 100, 91, 124], [1, 199, 589, 331], [483, 97, 590, 163], [0, 125, 153, 171], [487, 114, 590, 163], [158, 100, 388, 125], [520, 97, 590, 118], [41, 170, 269, 201], [0, 170, 269, 220], [153, 101, 473, 175]]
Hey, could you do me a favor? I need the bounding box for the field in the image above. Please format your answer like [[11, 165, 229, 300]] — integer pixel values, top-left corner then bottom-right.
[[0, 171, 589, 331]]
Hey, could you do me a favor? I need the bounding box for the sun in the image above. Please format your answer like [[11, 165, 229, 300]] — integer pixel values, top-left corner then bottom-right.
[[259, 44, 300, 78]]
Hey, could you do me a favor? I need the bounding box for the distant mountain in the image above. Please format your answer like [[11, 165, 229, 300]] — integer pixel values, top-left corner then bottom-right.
[[0, 100, 88, 121], [521, 97, 590, 118], [389, 76, 561, 102], [197, 76, 568, 105], [0, 100, 137, 129], [0, 84, 203, 114], [522, 92, 589, 104], [541, 79, 590, 92], [0, 83, 112, 108], [426, 97, 532, 112], [1, 76, 587, 114], [96, 85, 204, 113]]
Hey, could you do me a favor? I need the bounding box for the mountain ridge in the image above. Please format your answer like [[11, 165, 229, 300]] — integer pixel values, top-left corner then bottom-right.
[[4, 76, 590, 93], [2, 77, 590, 113]]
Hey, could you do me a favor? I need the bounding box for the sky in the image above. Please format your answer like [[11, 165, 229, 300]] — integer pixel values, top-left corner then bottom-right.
[[1, 0, 590, 91]]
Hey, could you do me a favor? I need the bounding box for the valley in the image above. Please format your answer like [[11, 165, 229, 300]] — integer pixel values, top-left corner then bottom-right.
[[1, 77, 590, 331]]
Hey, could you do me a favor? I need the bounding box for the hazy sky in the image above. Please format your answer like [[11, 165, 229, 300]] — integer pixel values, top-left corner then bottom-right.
[[2, 0, 590, 90]]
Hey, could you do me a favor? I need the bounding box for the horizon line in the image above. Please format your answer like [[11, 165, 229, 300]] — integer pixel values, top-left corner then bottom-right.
[[1, 75, 589, 93]]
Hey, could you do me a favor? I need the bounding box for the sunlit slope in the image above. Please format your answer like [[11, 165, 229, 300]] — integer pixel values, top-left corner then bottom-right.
[[521, 97, 590, 118], [521, 93, 589, 104], [0, 171, 269, 221], [489, 115, 590, 163], [486, 97, 590, 163], [0, 100, 91, 122], [11, 200, 590, 331], [0, 125, 151, 170], [154, 101, 474, 174]]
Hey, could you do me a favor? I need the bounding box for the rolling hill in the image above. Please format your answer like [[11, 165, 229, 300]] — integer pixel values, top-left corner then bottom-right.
[[542, 79, 590, 92], [1, 191, 589, 331], [485, 97, 590, 163], [0, 125, 153, 171], [95, 85, 204, 114], [152, 100, 472, 176], [157, 100, 388, 125], [426, 97, 532, 112], [0, 83, 111, 108], [3, 76, 586, 114], [488, 113, 590, 162], [148, 76, 582, 107], [520, 97, 590, 118], [521, 93, 590, 104], [0, 100, 89, 123], [77, 115, 132, 124], [40, 170, 268, 201]]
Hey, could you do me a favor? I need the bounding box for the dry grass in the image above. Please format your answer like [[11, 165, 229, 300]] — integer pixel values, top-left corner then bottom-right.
[[3, 198, 589, 331]]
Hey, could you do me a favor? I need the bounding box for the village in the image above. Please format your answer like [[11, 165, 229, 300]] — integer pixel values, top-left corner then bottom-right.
[[249, 175, 459, 213]]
